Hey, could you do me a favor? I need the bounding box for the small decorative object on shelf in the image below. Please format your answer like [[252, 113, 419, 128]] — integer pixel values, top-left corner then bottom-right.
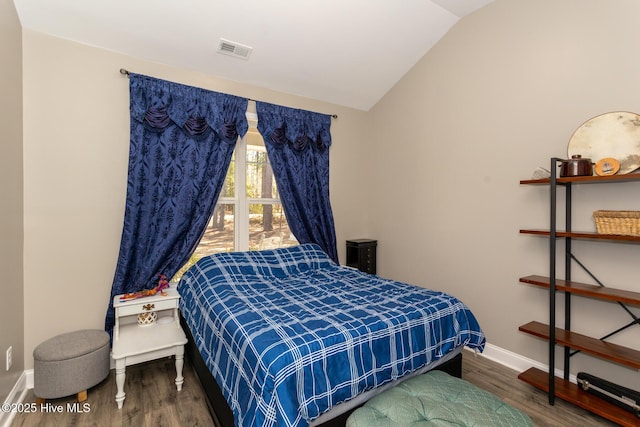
[[594, 157, 621, 176], [531, 166, 551, 180], [558, 154, 593, 177]]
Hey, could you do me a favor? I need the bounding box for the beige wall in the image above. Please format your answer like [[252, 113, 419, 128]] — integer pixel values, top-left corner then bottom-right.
[[368, 0, 640, 388], [0, 0, 25, 403], [21, 30, 370, 370]]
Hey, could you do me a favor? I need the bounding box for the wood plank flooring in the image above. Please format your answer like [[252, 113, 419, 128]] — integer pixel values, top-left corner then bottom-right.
[[11, 357, 213, 427], [12, 351, 618, 426], [461, 351, 617, 426]]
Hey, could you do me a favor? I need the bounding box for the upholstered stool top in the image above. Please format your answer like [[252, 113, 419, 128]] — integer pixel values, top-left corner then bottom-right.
[[346, 370, 532, 427], [34, 330, 109, 361]]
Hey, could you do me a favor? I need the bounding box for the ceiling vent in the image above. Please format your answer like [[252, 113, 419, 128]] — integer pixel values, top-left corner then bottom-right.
[[217, 38, 253, 60]]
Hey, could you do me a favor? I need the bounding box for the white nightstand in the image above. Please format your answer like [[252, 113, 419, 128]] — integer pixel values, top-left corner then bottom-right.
[[111, 284, 187, 409]]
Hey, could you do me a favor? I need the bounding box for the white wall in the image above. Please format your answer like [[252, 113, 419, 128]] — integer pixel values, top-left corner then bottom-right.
[[0, 0, 24, 403], [21, 30, 370, 370], [367, 0, 640, 389]]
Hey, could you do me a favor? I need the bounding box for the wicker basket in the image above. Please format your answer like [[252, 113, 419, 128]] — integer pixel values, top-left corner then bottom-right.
[[593, 210, 640, 236]]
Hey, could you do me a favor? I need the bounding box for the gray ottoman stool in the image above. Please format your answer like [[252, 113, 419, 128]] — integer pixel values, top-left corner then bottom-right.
[[33, 329, 110, 403]]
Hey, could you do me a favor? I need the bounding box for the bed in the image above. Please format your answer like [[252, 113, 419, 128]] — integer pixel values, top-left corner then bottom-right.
[[177, 243, 485, 427]]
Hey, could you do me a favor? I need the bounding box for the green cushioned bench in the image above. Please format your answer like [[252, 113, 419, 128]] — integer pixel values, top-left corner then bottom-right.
[[346, 370, 533, 427]]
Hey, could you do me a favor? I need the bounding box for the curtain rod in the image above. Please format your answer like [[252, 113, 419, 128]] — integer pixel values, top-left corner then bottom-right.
[[119, 68, 338, 119]]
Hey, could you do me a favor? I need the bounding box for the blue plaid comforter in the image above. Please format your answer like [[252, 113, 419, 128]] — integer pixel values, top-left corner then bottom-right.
[[178, 244, 485, 427]]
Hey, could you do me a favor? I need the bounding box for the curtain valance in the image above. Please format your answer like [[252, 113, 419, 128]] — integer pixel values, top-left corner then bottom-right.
[[129, 73, 249, 140], [256, 102, 332, 151]]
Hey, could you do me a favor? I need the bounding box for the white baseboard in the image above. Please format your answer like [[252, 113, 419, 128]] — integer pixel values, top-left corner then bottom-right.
[[25, 369, 34, 390], [468, 343, 576, 383], [0, 371, 29, 427]]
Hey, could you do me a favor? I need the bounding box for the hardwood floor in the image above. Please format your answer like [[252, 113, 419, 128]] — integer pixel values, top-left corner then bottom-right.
[[11, 351, 618, 426], [461, 351, 617, 426], [11, 357, 214, 427]]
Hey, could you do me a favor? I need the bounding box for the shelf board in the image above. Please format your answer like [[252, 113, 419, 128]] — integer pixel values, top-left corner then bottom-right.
[[519, 275, 640, 306], [518, 367, 639, 427], [519, 229, 640, 242], [520, 173, 640, 185], [519, 321, 640, 369]]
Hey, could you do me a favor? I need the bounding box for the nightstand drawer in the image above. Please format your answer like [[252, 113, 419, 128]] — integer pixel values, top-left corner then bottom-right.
[[116, 297, 178, 316]]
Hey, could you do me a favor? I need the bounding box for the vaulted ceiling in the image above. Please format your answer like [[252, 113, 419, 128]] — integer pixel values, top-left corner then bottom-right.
[[12, 0, 493, 111]]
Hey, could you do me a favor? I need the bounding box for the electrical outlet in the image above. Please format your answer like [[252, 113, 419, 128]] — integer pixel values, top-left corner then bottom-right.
[[6, 346, 12, 371]]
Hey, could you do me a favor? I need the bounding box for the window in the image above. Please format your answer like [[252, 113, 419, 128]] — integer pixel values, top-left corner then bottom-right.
[[173, 122, 297, 280]]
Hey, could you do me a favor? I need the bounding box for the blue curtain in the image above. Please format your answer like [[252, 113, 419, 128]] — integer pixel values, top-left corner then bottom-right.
[[256, 102, 338, 262], [105, 74, 248, 337]]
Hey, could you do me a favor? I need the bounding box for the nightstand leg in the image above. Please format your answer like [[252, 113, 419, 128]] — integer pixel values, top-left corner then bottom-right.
[[115, 358, 126, 409], [174, 345, 185, 392]]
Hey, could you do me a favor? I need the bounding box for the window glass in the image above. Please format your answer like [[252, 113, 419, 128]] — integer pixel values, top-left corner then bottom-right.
[[172, 127, 296, 281], [249, 202, 297, 250]]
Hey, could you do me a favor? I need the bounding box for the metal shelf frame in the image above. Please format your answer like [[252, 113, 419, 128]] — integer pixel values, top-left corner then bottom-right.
[[546, 157, 640, 405]]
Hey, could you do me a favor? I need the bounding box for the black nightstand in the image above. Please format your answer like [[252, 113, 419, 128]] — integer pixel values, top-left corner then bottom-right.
[[346, 239, 377, 274]]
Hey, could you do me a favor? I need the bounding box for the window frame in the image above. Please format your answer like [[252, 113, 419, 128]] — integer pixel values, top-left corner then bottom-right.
[[214, 113, 287, 252]]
